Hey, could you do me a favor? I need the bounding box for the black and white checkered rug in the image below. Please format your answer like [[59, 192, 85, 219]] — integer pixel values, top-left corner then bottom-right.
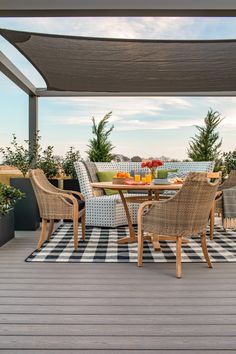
[[25, 223, 236, 263]]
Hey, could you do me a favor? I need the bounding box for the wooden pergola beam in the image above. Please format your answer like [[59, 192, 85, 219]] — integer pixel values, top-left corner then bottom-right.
[[0, 51, 36, 96], [36, 89, 236, 97], [1, 0, 236, 17]]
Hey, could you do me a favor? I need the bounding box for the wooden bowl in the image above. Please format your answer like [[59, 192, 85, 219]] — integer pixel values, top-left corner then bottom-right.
[[112, 177, 133, 185]]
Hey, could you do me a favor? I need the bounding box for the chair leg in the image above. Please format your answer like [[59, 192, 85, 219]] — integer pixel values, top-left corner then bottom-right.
[[73, 218, 78, 251], [37, 219, 47, 250], [201, 233, 213, 268], [176, 236, 182, 279], [81, 213, 86, 241], [138, 228, 144, 267], [210, 203, 215, 240], [47, 220, 54, 241]]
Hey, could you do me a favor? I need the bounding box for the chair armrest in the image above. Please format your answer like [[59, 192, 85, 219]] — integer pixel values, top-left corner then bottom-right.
[[32, 177, 79, 209], [138, 197, 180, 236], [61, 190, 85, 201], [138, 201, 155, 220], [48, 184, 85, 201], [138, 200, 167, 224], [216, 190, 222, 199]]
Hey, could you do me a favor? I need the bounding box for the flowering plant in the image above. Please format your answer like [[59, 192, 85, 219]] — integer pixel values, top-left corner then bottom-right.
[[141, 159, 163, 179], [141, 159, 163, 169]]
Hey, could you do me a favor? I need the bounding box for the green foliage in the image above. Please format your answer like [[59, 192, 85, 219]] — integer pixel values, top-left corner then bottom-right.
[[0, 183, 24, 216], [223, 150, 236, 174], [62, 147, 80, 179], [0, 133, 40, 177], [87, 112, 115, 162], [213, 156, 227, 180], [0, 133, 61, 179], [188, 109, 223, 162], [38, 146, 61, 179]]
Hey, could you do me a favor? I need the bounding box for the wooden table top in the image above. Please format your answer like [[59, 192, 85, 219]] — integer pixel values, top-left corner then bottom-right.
[[91, 181, 182, 191]]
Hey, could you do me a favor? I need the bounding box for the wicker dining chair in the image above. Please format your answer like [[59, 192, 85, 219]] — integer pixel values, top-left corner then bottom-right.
[[214, 170, 236, 232], [29, 169, 85, 251], [218, 170, 236, 192], [215, 170, 236, 212], [137, 172, 219, 278]]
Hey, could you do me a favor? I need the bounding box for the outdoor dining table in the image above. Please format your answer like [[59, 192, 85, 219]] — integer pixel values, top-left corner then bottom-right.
[[91, 181, 183, 248], [91, 181, 216, 249]]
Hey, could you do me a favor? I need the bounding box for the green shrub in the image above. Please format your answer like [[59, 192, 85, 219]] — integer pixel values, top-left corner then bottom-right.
[[62, 147, 80, 179], [0, 133, 40, 177], [0, 183, 24, 215], [38, 146, 61, 179], [223, 150, 236, 174]]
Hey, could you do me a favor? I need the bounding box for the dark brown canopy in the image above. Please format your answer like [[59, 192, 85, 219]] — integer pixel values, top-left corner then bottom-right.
[[1, 28, 236, 93]]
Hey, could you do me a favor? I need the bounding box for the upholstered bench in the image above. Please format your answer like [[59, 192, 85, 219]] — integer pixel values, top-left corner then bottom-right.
[[74, 161, 214, 227]]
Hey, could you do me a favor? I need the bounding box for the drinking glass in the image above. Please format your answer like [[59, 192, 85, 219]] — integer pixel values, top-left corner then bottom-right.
[[145, 174, 152, 183], [134, 174, 141, 182]]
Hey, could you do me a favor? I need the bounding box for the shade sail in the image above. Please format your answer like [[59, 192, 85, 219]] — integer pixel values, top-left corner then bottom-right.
[[1, 28, 236, 93]]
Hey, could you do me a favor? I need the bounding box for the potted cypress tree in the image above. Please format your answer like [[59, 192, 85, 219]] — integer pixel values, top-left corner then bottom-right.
[[62, 147, 81, 191], [0, 183, 24, 246]]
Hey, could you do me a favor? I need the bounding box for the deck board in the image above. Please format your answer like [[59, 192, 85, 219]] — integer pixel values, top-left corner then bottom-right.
[[0, 229, 236, 352]]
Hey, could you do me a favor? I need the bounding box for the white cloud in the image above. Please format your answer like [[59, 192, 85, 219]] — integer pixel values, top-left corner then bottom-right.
[[115, 118, 200, 131], [54, 114, 200, 131], [220, 107, 236, 128], [47, 96, 192, 129], [0, 17, 196, 39]]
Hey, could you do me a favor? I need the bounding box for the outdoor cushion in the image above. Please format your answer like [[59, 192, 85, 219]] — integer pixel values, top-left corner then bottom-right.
[[96, 171, 118, 195], [82, 161, 99, 183], [82, 161, 104, 197], [66, 194, 85, 211]]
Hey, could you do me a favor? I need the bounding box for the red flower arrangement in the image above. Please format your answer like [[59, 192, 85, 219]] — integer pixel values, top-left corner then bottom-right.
[[141, 159, 163, 179]]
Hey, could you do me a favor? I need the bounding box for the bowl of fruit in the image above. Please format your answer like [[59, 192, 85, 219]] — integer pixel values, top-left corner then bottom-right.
[[112, 172, 134, 184]]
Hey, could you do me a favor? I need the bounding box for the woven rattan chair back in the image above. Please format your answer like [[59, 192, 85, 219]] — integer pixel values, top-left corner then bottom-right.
[[29, 169, 72, 220], [218, 170, 236, 191], [142, 172, 219, 237]]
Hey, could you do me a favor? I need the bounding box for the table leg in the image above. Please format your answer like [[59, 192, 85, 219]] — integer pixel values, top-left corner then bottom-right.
[[154, 190, 160, 201], [117, 190, 137, 244]]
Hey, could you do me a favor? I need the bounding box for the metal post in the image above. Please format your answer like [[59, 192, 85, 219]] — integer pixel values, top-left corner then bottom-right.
[[29, 95, 38, 167]]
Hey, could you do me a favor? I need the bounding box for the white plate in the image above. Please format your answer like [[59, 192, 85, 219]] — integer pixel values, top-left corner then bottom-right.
[[153, 178, 171, 185]]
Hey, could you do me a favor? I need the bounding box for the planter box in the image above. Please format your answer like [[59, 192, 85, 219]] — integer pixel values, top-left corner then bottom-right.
[[0, 209, 14, 247], [64, 179, 80, 192], [10, 178, 40, 231], [48, 179, 59, 188]]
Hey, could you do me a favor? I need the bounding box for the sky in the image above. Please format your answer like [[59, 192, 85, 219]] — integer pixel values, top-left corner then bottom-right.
[[1, 17, 236, 160]]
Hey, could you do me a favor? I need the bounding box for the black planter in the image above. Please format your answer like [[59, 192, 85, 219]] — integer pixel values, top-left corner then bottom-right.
[[10, 178, 40, 231], [0, 209, 14, 247], [48, 179, 59, 188], [64, 179, 80, 192]]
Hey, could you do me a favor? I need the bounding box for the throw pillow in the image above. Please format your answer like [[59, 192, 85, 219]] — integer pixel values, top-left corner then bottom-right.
[[156, 169, 178, 179], [82, 161, 104, 197], [96, 171, 118, 196]]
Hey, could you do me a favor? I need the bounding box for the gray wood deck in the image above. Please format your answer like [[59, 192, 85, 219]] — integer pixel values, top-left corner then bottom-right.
[[0, 228, 236, 353]]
